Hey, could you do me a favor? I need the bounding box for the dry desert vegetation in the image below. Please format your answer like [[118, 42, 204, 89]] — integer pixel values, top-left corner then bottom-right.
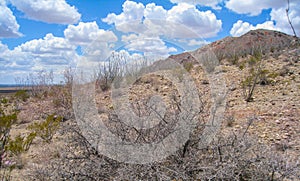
[[1, 29, 300, 180]]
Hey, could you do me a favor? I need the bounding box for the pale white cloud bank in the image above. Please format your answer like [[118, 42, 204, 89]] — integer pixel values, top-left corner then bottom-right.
[[0, 0, 22, 38], [10, 0, 81, 24], [187, 39, 209, 46], [18, 33, 77, 65], [0, 40, 33, 71], [0, 33, 78, 83], [0, 41, 11, 69], [123, 34, 177, 57]]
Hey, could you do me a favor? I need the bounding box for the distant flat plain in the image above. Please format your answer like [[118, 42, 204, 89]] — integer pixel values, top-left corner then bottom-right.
[[0, 85, 28, 95]]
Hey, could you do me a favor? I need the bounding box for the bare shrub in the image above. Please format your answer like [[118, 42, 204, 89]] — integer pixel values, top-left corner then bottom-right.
[[94, 52, 152, 91], [15, 70, 54, 98], [241, 51, 264, 102], [48, 67, 74, 120], [26, 110, 299, 181]]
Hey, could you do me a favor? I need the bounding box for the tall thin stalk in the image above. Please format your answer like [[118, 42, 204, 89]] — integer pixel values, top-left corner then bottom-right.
[[286, 0, 297, 37]]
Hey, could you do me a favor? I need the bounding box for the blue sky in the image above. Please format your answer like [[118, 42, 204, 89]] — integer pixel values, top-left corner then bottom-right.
[[0, 0, 299, 84]]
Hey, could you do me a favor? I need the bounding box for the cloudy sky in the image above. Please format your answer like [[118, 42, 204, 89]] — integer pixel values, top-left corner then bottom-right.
[[0, 0, 299, 84]]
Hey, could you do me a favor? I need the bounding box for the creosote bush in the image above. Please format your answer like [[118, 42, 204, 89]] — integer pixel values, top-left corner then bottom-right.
[[228, 52, 239, 65], [0, 99, 18, 179], [1, 98, 63, 180], [5, 132, 36, 156], [0, 98, 8, 105], [183, 62, 194, 72], [27, 114, 62, 143], [241, 51, 280, 102], [0, 111, 17, 161], [14, 90, 29, 102], [241, 51, 273, 102]]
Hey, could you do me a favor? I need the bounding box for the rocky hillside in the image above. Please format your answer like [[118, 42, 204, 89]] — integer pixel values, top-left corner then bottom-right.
[[170, 28, 300, 155], [209, 29, 299, 60]]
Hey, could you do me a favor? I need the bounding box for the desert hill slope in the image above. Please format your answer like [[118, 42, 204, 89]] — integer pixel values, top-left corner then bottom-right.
[[170, 28, 300, 155]]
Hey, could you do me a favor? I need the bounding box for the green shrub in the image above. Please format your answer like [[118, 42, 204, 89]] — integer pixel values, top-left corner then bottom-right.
[[0, 102, 18, 171], [5, 132, 36, 156], [229, 53, 239, 65], [0, 99, 36, 179], [241, 52, 266, 102], [0, 109, 17, 133], [258, 69, 270, 85], [0, 98, 8, 104], [14, 90, 29, 102], [238, 61, 246, 70], [183, 62, 194, 72], [267, 71, 279, 79], [248, 56, 259, 66], [28, 114, 62, 143]]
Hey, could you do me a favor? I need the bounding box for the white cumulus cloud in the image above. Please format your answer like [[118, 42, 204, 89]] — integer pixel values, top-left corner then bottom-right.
[[225, 0, 284, 16], [144, 3, 167, 19], [0, 40, 33, 71], [102, 0, 145, 33], [230, 20, 277, 37], [0, 1, 22, 38], [102, 1, 222, 39], [64, 22, 118, 62], [17, 33, 77, 67], [227, 0, 300, 36], [0, 33, 79, 83], [10, 0, 81, 24], [64, 21, 118, 46], [166, 3, 222, 38], [270, 2, 300, 36], [170, 0, 222, 10]]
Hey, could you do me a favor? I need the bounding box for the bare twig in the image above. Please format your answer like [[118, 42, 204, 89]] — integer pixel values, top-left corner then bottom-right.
[[286, 0, 297, 37]]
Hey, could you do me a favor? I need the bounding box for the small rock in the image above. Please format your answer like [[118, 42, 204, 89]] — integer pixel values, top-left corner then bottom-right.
[[282, 135, 288, 139], [201, 80, 209, 84], [163, 86, 169, 90]]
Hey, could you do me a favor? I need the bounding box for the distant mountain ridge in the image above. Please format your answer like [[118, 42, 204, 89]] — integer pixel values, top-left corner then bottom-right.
[[206, 29, 299, 60], [169, 29, 299, 65]]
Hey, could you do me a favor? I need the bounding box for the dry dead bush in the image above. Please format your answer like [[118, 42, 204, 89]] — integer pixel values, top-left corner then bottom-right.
[[25, 116, 299, 181]]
